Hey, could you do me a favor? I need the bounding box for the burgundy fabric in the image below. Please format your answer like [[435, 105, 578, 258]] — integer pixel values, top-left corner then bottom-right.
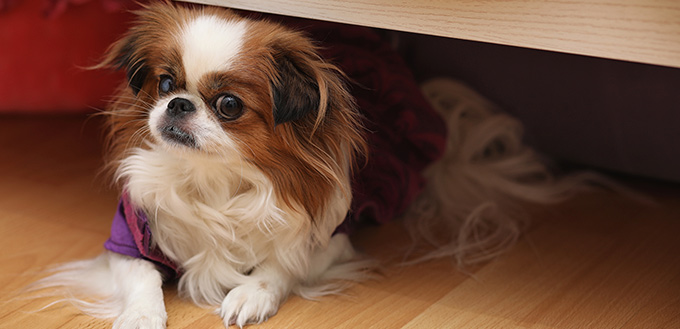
[[268, 17, 448, 233], [104, 16, 447, 271]]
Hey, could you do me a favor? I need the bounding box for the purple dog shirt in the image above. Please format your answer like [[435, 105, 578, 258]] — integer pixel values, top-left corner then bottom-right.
[[104, 192, 179, 276]]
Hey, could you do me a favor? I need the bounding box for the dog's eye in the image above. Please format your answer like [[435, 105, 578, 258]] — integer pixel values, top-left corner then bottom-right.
[[214, 94, 244, 120], [159, 75, 175, 94]]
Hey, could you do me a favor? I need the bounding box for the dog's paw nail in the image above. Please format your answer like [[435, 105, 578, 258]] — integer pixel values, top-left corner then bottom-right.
[[220, 283, 279, 327]]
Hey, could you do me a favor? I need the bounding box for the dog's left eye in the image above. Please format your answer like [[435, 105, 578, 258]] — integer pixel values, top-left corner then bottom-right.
[[159, 75, 175, 94], [214, 94, 244, 120]]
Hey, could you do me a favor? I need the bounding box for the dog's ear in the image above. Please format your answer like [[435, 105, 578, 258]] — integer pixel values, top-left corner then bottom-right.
[[98, 34, 149, 96], [271, 51, 321, 126]]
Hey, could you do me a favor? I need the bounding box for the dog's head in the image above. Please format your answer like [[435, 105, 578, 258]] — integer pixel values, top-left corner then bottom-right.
[[101, 3, 365, 218]]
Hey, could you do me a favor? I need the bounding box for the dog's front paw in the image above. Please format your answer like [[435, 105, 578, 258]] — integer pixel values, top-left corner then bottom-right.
[[219, 283, 281, 328], [113, 307, 167, 329]]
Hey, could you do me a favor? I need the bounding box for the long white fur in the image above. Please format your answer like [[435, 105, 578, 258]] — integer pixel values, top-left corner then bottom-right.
[[30, 139, 364, 328], [29, 252, 166, 328]]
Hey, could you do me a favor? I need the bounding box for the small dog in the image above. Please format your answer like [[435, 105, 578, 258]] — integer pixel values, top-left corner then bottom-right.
[[34, 2, 595, 328]]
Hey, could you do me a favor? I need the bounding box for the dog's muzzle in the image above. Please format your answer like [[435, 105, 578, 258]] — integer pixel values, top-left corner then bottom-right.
[[159, 97, 198, 148]]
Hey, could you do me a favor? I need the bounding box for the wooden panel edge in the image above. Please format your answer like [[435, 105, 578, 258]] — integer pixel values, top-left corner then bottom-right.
[[180, 0, 680, 69]]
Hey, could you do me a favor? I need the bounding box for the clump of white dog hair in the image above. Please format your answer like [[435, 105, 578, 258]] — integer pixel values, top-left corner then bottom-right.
[[404, 78, 611, 267], [21, 253, 161, 322]]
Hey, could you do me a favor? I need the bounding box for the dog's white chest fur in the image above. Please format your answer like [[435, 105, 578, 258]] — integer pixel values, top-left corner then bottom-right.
[[119, 146, 298, 303]]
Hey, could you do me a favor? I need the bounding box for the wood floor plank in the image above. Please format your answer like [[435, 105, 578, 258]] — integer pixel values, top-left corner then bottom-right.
[[1, 115, 678, 328]]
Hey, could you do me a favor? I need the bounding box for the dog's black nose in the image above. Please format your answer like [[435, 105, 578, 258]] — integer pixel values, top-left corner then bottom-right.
[[167, 97, 196, 117]]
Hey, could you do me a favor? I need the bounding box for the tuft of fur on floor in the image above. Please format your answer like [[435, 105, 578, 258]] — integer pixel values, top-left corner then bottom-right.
[[404, 78, 612, 267]]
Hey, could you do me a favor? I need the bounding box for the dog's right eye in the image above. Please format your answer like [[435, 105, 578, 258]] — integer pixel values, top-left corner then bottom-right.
[[159, 75, 175, 95]]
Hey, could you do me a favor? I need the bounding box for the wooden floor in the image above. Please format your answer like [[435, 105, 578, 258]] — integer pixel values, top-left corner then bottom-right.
[[1, 115, 679, 328]]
